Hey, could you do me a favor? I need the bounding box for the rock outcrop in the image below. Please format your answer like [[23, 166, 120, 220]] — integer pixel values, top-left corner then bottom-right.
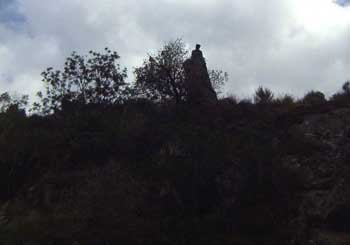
[[282, 108, 350, 244], [183, 44, 217, 105]]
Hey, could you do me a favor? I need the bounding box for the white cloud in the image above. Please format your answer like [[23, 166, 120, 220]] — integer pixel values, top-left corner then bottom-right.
[[0, 0, 349, 100]]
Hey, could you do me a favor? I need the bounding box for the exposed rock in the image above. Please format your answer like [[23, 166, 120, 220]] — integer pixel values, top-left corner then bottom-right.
[[183, 44, 217, 105], [281, 108, 350, 243]]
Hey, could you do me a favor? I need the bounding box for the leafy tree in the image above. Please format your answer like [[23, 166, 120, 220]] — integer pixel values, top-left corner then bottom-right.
[[342, 80, 350, 94], [302, 90, 326, 105], [134, 39, 227, 103], [134, 39, 188, 103], [35, 48, 128, 114], [0, 92, 28, 113], [254, 86, 274, 104]]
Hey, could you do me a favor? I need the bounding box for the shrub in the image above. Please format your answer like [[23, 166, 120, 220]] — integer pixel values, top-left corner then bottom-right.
[[330, 81, 350, 104], [274, 94, 295, 106], [302, 91, 326, 105], [254, 86, 274, 104]]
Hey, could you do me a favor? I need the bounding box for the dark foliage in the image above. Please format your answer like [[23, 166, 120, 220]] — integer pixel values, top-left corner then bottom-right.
[[302, 90, 326, 105], [34, 48, 128, 114], [134, 39, 188, 103], [330, 80, 350, 105], [0, 99, 322, 244], [0, 92, 28, 114], [134, 39, 227, 103], [274, 94, 295, 106], [254, 86, 274, 104]]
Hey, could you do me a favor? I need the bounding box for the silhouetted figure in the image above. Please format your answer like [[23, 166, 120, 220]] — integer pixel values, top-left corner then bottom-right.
[[191, 44, 203, 60], [183, 44, 217, 105]]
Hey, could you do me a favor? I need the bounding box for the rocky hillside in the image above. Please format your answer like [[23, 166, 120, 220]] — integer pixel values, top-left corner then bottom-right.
[[1, 98, 350, 245]]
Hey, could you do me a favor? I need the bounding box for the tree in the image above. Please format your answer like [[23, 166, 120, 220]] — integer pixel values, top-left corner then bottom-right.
[[35, 48, 128, 114], [330, 81, 350, 104], [302, 91, 326, 105], [208, 69, 229, 96], [0, 92, 28, 114], [254, 86, 274, 104], [274, 94, 295, 106], [134, 39, 188, 103], [134, 39, 227, 103], [342, 81, 350, 95]]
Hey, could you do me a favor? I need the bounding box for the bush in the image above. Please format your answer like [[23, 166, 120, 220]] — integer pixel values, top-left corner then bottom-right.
[[302, 90, 326, 105], [219, 95, 238, 106], [254, 86, 274, 104], [330, 81, 350, 105], [274, 94, 295, 106]]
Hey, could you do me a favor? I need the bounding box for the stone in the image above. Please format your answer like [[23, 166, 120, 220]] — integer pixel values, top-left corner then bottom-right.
[[183, 44, 217, 105]]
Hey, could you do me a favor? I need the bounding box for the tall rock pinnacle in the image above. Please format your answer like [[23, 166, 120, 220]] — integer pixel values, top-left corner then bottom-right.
[[183, 44, 218, 105]]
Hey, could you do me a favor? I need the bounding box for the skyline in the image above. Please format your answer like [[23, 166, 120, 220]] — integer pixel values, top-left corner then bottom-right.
[[0, 0, 349, 99]]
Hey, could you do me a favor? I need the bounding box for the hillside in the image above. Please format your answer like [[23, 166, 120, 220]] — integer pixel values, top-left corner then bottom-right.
[[0, 97, 350, 244]]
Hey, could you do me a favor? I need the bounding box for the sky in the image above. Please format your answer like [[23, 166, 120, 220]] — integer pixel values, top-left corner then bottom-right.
[[0, 0, 349, 99]]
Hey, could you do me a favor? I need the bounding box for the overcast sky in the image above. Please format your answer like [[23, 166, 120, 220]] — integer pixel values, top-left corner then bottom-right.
[[0, 0, 349, 99]]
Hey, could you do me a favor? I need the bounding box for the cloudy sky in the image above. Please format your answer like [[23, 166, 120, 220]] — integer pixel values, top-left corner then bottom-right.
[[0, 0, 349, 99]]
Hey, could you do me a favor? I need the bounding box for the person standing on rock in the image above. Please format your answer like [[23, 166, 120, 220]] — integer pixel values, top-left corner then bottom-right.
[[183, 44, 218, 105], [192, 44, 203, 60]]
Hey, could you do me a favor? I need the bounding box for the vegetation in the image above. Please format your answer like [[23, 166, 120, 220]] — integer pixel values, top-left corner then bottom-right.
[[0, 41, 350, 245], [0, 92, 28, 113], [302, 90, 326, 106], [34, 48, 128, 114], [330, 80, 350, 104], [253, 86, 274, 104], [134, 39, 227, 103], [134, 39, 188, 103]]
